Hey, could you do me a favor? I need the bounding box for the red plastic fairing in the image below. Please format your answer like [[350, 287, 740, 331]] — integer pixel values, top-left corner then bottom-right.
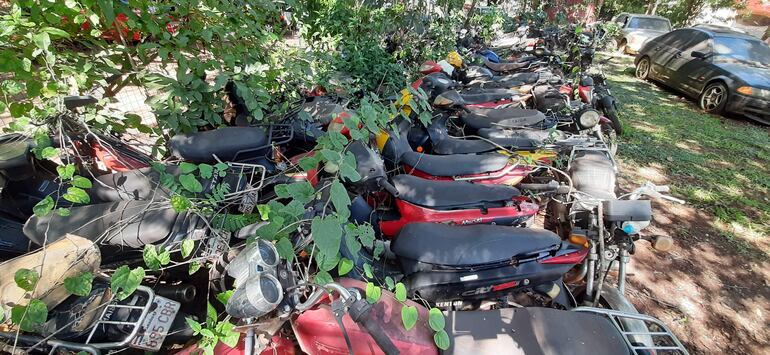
[[404, 164, 531, 186], [328, 111, 363, 139], [379, 198, 539, 237], [539, 247, 590, 264], [465, 99, 514, 108], [578, 86, 592, 103], [559, 84, 572, 95], [174, 334, 295, 355], [91, 141, 150, 172], [411, 77, 424, 90], [419, 61, 442, 74], [292, 278, 438, 355]]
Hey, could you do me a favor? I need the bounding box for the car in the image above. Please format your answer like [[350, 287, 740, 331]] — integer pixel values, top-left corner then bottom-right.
[[634, 25, 770, 124], [611, 13, 672, 54]]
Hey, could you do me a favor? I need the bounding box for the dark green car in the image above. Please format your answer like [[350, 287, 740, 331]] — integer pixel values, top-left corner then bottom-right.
[[634, 25, 770, 124]]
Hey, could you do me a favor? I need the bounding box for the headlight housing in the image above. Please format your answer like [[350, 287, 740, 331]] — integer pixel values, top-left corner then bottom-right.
[[737, 86, 770, 99], [576, 108, 601, 129]]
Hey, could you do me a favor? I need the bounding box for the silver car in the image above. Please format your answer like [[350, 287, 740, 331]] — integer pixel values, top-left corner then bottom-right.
[[611, 13, 672, 54]]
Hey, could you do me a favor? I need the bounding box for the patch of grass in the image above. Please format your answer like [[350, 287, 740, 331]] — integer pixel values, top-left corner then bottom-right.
[[602, 54, 770, 254]]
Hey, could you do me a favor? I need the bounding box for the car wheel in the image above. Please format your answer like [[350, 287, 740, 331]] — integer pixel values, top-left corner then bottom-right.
[[635, 57, 651, 80], [699, 82, 728, 114], [618, 39, 627, 54]]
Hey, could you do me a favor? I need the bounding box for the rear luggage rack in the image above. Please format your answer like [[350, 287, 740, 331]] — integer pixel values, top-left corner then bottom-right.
[[229, 124, 293, 163], [573, 307, 689, 355]]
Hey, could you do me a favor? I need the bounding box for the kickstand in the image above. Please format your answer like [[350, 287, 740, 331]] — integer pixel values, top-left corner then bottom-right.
[[331, 292, 358, 355]]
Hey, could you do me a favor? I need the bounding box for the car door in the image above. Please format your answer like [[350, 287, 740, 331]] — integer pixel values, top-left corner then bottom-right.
[[667, 32, 713, 95], [648, 30, 688, 80]]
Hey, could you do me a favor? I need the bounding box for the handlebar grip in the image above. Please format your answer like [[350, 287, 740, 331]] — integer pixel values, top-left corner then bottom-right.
[[378, 178, 400, 197], [349, 299, 400, 355]]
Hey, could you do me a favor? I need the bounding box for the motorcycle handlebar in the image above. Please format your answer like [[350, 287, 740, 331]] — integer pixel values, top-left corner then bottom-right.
[[349, 299, 400, 355], [377, 178, 400, 197]]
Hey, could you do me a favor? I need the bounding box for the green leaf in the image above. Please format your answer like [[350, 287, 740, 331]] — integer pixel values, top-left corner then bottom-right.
[[180, 162, 198, 174], [434, 329, 450, 350], [143, 245, 171, 271], [111, 265, 145, 300], [365, 282, 381, 304], [179, 174, 203, 193], [198, 163, 213, 179], [22, 58, 31, 72], [32, 196, 55, 217], [395, 283, 407, 302], [56, 164, 75, 180], [340, 152, 361, 182], [329, 180, 351, 220], [40, 146, 58, 159], [71, 176, 92, 189], [188, 261, 202, 275], [32, 32, 51, 52], [311, 216, 343, 262], [207, 302, 217, 324], [56, 207, 71, 217], [11, 299, 48, 332], [180, 239, 195, 258], [373, 242, 384, 260], [275, 237, 295, 263], [171, 194, 192, 212], [385, 276, 395, 290], [62, 187, 90, 204], [428, 308, 445, 332], [218, 321, 240, 347], [315, 251, 339, 272], [286, 181, 316, 203], [298, 155, 320, 172], [64, 272, 94, 296], [400, 305, 418, 331], [257, 204, 270, 220], [186, 317, 202, 334], [215, 162, 229, 176], [314, 270, 333, 285], [343, 229, 361, 262], [216, 290, 234, 306], [363, 263, 374, 279], [14, 268, 39, 292], [337, 257, 354, 276]]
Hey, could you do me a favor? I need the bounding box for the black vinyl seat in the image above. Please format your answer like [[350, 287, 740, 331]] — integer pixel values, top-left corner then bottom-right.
[[400, 151, 509, 176], [485, 59, 529, 72], [497, 72, 540, 84], [391, 223, 560, 266], [169, 127, 268, 163], [457, 89, 516, 105], [432, 135, 541, 154], [461, 107, 546, 130], [0, 135, 31, 171], [23, 200, 184, 249], [478, 128, 564, 141], [90, 167, 173, 203], [391, 174, 519, 209], [443, 307, 631, 355]]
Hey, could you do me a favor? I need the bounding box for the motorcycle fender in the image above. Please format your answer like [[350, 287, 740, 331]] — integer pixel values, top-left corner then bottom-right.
[[596, 95, 617, 112]]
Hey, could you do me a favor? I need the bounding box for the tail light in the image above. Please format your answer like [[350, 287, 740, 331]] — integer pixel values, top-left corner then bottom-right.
[[419, 61, 441, 74]]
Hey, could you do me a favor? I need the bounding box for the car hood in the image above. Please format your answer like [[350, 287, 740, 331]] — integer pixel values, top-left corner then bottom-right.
[[714, 62, 770, 89]]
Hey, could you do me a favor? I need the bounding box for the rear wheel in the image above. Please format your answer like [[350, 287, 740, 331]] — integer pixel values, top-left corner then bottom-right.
[[635, 57, 651, 80], [699, 82, 728, 114]]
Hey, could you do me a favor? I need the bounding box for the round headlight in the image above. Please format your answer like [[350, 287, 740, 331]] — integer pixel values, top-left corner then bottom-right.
[[578, 109, 600, 129]]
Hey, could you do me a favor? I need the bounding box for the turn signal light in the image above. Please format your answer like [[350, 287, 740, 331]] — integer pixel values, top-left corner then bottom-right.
[[737, 86, 753, 96], [569, 233, 589, 248]]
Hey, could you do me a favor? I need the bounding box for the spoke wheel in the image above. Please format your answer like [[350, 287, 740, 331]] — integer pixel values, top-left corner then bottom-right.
[[635, 57, 650, 80]]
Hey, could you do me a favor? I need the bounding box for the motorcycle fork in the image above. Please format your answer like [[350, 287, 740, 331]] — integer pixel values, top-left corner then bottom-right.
[[617, 246, 630, 294]]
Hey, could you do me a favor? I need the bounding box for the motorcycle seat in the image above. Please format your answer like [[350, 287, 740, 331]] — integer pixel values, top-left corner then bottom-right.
[[170, 126, 268, 163], [391, 223, 560, 266], [297, 97, 345, 125], [496, 72, 540, 84], [461, 107, 546, 130], [458, 89, 516, 105], [0, 135, 31, 170], [401, 151, 509, 177], [484, 59, 530, 73], [24, 200, 188, 249], [478, 128, 564, 141], [90, 167, 172, 203], [443, 307, 631, 355], [432, 135, 540, 154], [391, 174, 520, 209]]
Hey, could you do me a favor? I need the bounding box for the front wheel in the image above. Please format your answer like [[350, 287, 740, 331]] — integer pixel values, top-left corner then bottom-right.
[[635, 57, 651, 80], [699, 82, 729, 114]]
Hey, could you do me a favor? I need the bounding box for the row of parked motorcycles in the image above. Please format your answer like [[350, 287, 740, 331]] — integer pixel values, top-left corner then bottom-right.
[[0, 25, 689, 355]]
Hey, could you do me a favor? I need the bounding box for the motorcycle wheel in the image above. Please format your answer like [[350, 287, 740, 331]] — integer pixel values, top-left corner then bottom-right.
[[601, 123, 618, 156]]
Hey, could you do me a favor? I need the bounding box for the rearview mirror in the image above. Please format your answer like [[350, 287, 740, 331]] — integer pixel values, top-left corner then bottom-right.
[[691, 51, 707, 59]]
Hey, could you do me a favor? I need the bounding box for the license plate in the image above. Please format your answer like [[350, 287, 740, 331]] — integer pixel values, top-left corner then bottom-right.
[[130, 296, 180, 351]]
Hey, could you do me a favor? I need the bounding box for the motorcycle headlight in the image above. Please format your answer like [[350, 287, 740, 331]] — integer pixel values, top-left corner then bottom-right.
[[577, 109, 601, 129]]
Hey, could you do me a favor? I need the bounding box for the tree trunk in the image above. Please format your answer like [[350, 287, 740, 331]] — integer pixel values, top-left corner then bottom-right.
[[463, 0, 479, 29], [646, 0, 657, 15]]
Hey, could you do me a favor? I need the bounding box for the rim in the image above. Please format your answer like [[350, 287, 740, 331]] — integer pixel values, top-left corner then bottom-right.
[[701, 85, 725, 111], [635, 59, 649, 78]]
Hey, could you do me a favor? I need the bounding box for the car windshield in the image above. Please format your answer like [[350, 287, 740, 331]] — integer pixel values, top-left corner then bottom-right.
[[627, 17, 670, 31], [713, 36, 770, 65]]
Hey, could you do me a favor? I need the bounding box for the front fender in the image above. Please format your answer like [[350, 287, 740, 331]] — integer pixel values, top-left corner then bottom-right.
[[596, 95, 618, 112]]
